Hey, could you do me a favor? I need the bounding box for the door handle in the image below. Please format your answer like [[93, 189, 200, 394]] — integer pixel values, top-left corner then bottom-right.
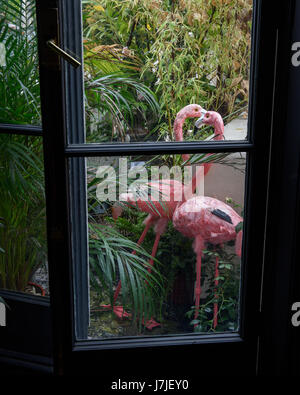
[[46, 39, 81, 68]]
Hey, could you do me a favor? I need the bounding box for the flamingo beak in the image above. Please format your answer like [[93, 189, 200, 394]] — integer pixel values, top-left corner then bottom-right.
[[195, 109, 207, 129]]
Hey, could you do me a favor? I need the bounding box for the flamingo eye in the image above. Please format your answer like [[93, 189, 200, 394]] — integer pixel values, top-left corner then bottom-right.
[[205, 113, 210, 118]]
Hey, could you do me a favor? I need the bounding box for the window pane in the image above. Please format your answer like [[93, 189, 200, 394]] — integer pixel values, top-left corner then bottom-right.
[[74, 151, 246, 339], [0, 135, 48, 296], [0, 1, 41, 125], [81, 1, 252, 144]]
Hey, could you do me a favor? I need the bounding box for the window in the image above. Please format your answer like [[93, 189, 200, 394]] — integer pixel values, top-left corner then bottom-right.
[[0, 1, 48, 297], [35, 0, 288, 377], [84, 152, 246, 338], [0, 1, 51, 366], [58, 0, 254, 342]]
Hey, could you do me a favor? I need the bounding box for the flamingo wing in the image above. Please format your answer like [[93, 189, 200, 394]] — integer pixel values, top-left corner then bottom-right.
[[211, 209, 233, 224]]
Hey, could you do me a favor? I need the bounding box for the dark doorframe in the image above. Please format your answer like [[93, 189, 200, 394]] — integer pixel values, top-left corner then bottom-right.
[[258, 0, 300, 376], [1, 0, 300, 377]]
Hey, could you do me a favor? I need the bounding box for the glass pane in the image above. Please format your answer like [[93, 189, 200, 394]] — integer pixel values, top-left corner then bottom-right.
[[81, 1, 252, 143], [74, 150, 246, 339], [0, 135, 48, 296], [0, 1, 41, 125]]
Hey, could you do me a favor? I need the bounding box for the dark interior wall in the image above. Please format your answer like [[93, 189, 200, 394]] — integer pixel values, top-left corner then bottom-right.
[[258, 0, 300, 376]]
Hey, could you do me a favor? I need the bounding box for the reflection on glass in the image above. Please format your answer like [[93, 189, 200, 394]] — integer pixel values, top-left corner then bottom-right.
[[82, 1, 252, 143], [0, 2, 41, 125], [0, 135, 48, 295], [86, 152, 245, 338]]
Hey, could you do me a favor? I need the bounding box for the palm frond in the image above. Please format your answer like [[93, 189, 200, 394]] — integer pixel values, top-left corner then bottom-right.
[[89, 223, 164, 324], [85, 72, 160, 139], [0, 134, 44, 198], [0, 0, 40, 124]]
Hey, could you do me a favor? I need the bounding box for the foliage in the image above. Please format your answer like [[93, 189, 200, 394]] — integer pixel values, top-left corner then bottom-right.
[[186, 246, 240, 332], [89, 222, 164, 326], [0, 217, 4, 254], [88, 166, 166, 327], [0, 134, 46, 291], [82, 2, 160, 142], [110, 209, 241, 332], [84, 72, 160, 142], [0, 2, 46, 292], [105, 209, 194, 325], [0, 0, 41, 124], [83, 0, 252, 140]]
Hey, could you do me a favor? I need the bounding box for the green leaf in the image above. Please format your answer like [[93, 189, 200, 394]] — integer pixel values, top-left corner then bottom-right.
[[235, 221, 243, 233]]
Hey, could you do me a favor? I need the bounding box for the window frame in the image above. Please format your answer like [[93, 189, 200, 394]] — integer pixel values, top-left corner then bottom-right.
[[0, 0, 51, 365], [35, 0, 289, 376], [0, 0, 298, 378]]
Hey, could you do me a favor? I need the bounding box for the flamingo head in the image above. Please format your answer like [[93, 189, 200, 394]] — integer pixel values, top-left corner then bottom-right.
[[195, 111, 224, 140], [174, 104, 207, 162], [175, 104, 206, 124]]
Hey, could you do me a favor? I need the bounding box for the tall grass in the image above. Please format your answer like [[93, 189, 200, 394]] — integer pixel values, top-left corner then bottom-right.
[[83, 0, 252, 140]]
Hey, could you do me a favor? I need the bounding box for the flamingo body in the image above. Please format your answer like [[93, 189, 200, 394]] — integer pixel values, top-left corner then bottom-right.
[[173, 196, 242, 246], [119, 179, 184, 220], [172, 195, 243, 327]]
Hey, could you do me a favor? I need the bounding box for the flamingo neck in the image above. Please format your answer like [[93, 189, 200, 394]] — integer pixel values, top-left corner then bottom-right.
[[174, 112, 190, 162], [213, 117, 224, 141], [201, 116, 224, 176]]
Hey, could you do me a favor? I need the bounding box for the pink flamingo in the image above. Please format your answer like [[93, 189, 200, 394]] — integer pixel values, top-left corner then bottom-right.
[[172, 196, 243, 329], [195, 110, 225, 175], [194, 109, 228, 328], [108, 107, 226, 328], [195, 110, 225, 140], [107, 104, 206, 326]]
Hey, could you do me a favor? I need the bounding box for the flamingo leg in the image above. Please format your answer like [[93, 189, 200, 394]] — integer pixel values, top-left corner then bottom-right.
[[194, 251, 202, 325], [193, 235, 205, 328], [142, 218, 168, 329], [213, 253, 219, 329], [132, 216, 156, 255], [147, 231, 161, 272], [147, 217, 169, 273]]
